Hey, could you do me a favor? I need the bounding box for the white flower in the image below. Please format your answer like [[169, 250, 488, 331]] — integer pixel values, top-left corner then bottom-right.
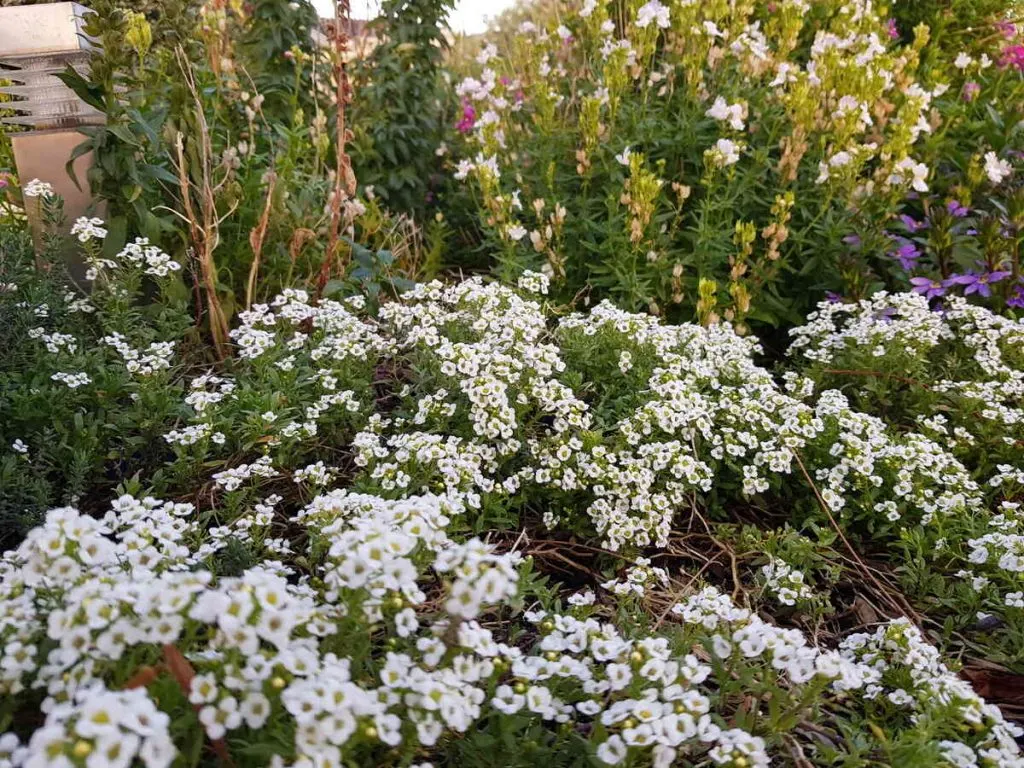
[[889, 157, 929, 192], [705, 97, 746, 131], [597, 735, 628, 764], [70, 216, 108, 243], [51, 371, 91, 389], [22, 179, 54, 198], [984, 151, 1012, 185], [636, 0, 670, 29], [615, 146, 632, 166], [954, 52, 973, 70], [706, 138, 742, 167]]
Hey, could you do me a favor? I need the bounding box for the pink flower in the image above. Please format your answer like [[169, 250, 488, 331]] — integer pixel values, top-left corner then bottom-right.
[[962, 81, 981, 102], [1000, 44, 1024, 71], [887, 19, 899, 40], [456, 100, 477, 134]]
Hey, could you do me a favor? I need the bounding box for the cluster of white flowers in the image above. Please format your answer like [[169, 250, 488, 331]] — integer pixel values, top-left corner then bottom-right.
[[293, 460, 335, 487], [50, 371, 91, 389], [602, 557, 669, 598], [163, 422, 224, 447], [28, 327, 78, 355], [759, 557, 815, 607], [69, 216, 108, 243], [789, 292, 1024, 456], [213, 454, 277, 491], [841, 619, 1024, 767], [101, 332, 175, 376], [964, 503, 1024, 609], [517, 269, 550, 295], [15, 684, 176, 768], [6, 264, 1024, 765], [116, 237, 183, 277], [1, 424, 1022, 767], [21, 179, 54, 199]]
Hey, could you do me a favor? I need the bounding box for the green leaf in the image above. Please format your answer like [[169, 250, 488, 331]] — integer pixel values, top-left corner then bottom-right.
[[53, 65, 106, 112], [101, 216, 128, 259]]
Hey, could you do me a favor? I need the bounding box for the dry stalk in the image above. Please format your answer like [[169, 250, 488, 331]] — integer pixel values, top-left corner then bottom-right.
[[172, 47, 233, 360], [246, 171, 277, 310], [821, 368, 931, 391], [793, 451, 922, 622], [316, 0, 358, 299]]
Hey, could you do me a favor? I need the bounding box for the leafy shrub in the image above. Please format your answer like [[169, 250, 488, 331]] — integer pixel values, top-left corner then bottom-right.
[[349, 0, 456, 219], [0, 190, 191, 547], [443, 0, 1024, 333]]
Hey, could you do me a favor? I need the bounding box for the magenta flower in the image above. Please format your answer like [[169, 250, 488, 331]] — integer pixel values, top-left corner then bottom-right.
[[456, 100, 477, 134], [887, 19, 899, 39], [962, 81, 981, 102], [1001, 44, 1024, 71], [910, 277, 947, 299]]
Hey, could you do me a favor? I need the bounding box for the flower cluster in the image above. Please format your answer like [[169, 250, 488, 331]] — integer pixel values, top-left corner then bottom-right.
[[446, 0, 947, 325]]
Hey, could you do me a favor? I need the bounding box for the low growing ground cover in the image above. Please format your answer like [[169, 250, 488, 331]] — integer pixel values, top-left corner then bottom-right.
[[0, 214, 1023, 766]]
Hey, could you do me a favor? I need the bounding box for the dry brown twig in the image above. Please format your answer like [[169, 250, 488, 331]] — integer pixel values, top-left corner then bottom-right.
[[168, 47, 234, 360], [793, 451, 922, 623], [246, 171, 277, 310], [821, 368, 931, 391], [315, 0, 358, 299]]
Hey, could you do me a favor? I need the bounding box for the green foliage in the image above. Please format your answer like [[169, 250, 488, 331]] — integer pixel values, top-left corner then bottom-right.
[[350, 0, 456, 218], [446, 0, 1024, 332]]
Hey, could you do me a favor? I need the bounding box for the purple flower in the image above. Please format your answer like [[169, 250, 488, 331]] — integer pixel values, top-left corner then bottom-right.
[[997, 21, 1018, 40], [962, 81, 981, 102], [1008, 287, 1024, 309], [825, 291, 843, 303], [899, 214, 926, 232], [890, 240, 921, 270], [910, 276, 947, 299], [952, 270, 1011, 297], [946, 200, 969, 218], [842, 234, 862, 246], [887, 18, 899, 39]]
